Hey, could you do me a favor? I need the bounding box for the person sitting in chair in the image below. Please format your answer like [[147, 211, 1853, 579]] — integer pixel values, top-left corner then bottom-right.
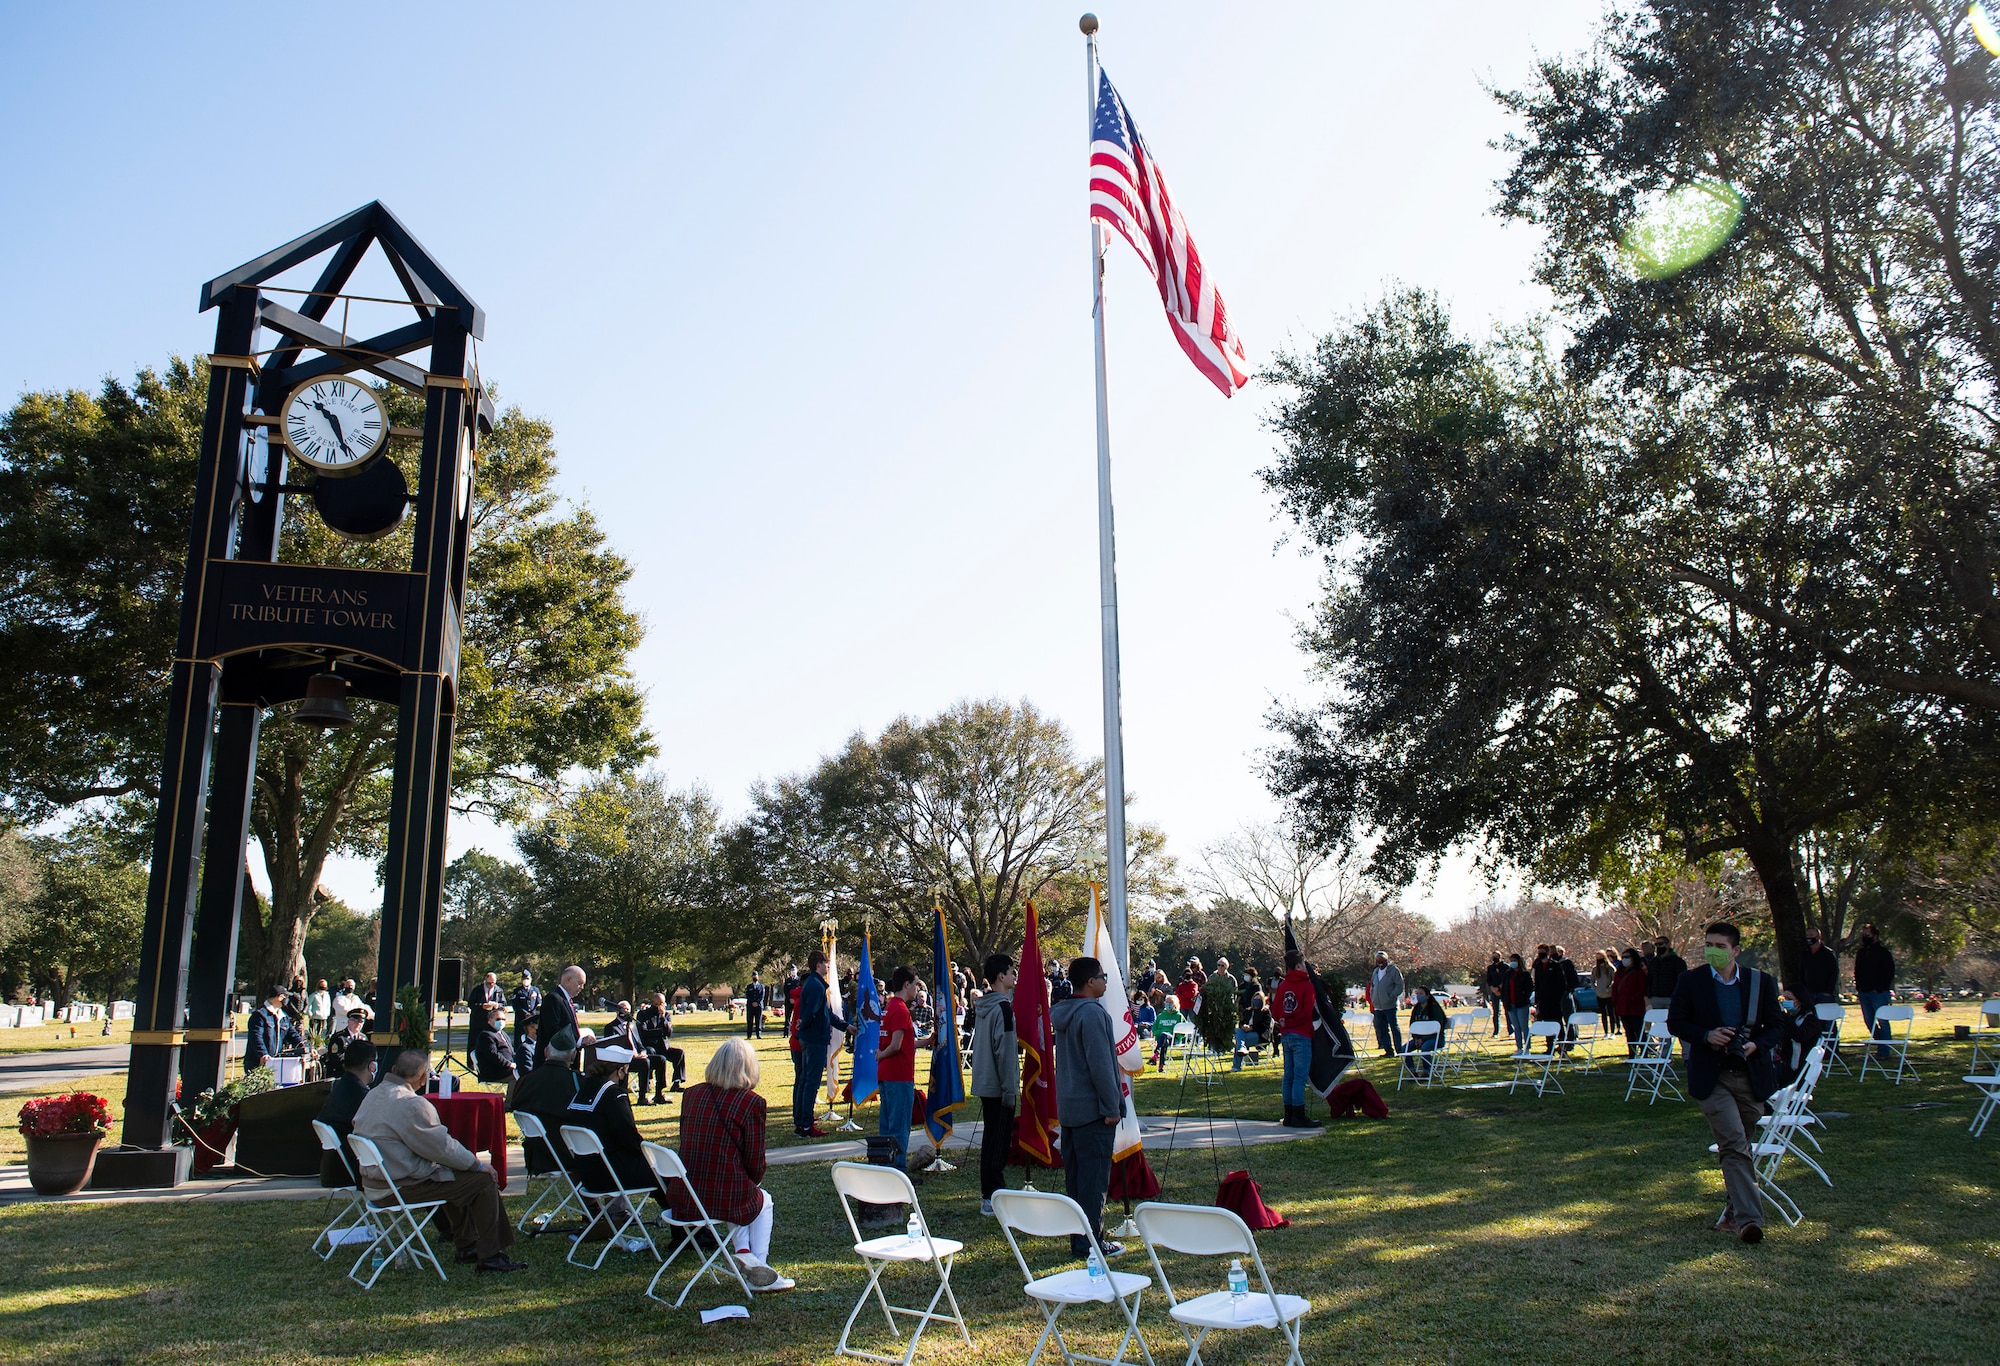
[[315, 1040, 376, 1187], [472, 998, 517, 1085], [634, 992, 687, 1103], [1402, 985, 1449, 1081], [670, 1037, 792, 1291], [245, 984, 305, 1073], [563, 1042, 674, 1239]]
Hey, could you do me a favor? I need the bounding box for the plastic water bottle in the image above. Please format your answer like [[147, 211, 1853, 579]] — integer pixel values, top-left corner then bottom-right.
[[906, 1212, 922, 1247], [1086, 1244, 1106, 1288], [1228, 1257, 1248, 1305], [370, 1250, 386, 1277]]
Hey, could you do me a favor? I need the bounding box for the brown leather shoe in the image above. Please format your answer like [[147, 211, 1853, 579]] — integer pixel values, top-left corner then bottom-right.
[[476, 1255, 529, 1273], [1739, 1223, 1763, 1244]]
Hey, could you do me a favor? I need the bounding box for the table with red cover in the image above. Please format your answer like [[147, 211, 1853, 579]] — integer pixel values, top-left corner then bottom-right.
[[431, 1091, 508, 1188]]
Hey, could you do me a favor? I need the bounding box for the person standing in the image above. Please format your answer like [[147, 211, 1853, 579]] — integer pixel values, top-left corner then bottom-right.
[[245, 985, 303, 1073], [1049, 960, 1074, 1005], [793, 951, 846, 1138], [1204, 957, 1242, 1070], [323, 1005, 371, 1074], [1853, 922, 1896, 1060], [1483, 953, 1509, 1036], [780, 966, 801, 1039], [1613, 948, 1651, 1056], [1591, 951, 1617, 1035], [1533, 949, 1571, 1054], [1500, 954, 1534, 1054], [744, 971, 767, 1039], [1646, 938, 1686, 1013], [1051, 956, 1124, 1259], [1667, 921, 1785, 1244], [1369, 952, 1405, 1057], [1273, 951, 1322, 1129], [876, 967, 923, 1171], [970, 953, 1020, 1216], [510, 971, 541, 1067], [307, 979, 332, 1047], [1799, 931, 1839, 1006], [536, 966, 584, 1069], [470, 971, 504, 1017]]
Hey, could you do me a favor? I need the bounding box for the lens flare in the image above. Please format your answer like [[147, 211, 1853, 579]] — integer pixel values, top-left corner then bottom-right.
[[1619, 179, 1744, 280], [1973, 2, 2000, 57]]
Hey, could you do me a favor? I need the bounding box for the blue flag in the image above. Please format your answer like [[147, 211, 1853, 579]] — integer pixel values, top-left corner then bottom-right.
[[849, 928, 883, 1104], [926, 903, 968, 1144]]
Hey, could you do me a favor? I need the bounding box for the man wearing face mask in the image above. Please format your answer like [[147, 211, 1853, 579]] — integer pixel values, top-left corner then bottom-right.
[[1667, 922, 1785, 1243], [1612, 948, 1651, 1056], [315, 1040, 377, 1188], [1852, 922, 1897, 1062], [1500, 954, 1534, 1055]]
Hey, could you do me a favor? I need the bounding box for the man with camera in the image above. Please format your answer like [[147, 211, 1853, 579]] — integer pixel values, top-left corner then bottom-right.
[[1668, 921, 1786, 1243]]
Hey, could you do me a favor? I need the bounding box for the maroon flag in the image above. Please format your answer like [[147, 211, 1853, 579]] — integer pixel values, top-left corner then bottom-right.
[[1011, 902, 1061, 1170]]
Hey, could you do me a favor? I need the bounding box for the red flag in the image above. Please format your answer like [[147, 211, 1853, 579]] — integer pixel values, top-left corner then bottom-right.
[[1011, 901, 1061, 1170]]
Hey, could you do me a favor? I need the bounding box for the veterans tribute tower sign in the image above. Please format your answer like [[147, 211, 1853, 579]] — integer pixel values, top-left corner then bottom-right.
[[98, 204, 490, 1188]]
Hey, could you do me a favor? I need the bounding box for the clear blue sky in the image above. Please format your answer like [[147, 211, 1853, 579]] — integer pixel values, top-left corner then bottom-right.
[[1, 1, 1602, 921]]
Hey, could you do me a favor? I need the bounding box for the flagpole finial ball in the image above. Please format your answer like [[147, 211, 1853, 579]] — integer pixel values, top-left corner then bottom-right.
[[1079, 13, 1098, 34]]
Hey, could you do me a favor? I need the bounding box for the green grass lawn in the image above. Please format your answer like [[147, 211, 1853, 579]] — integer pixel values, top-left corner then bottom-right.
[[0, 1007, 1995, 1364]]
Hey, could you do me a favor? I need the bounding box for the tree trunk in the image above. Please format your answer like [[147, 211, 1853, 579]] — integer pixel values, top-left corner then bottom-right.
[[1740, 830, 1808, 992]]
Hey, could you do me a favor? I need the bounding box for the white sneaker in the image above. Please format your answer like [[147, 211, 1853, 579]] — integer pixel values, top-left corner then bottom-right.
[[979, 1199, 994, 1217], [753, 1273, 796, 1292], [739, 1257, 779, 1288]]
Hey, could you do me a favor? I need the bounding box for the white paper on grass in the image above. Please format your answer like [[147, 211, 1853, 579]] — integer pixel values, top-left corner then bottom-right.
[[1086, 886, 1146, 1162], [329, 1226, 377, 1246], [701, 1305, 751, 1324]]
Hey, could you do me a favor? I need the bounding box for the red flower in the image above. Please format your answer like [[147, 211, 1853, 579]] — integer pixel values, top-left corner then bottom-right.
[[18, 1092, 111, 1139]]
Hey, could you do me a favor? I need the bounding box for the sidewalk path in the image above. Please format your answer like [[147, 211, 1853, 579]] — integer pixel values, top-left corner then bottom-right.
[[0, 1044, 133, 1096]]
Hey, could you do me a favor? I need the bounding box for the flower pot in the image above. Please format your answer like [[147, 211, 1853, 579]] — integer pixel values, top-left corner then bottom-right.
[[23, 1132, 102, 1196]]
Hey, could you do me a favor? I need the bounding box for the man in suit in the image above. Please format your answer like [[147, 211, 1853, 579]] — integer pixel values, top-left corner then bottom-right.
[[536, 965, 585, 1068], [744, 972, 766, 1039], [315, 1040, 376, 1187], [792, 951, 846, 1137], [245, 985, 304, 1073], [470, 971, 505, 1018], [1668, 921, 1786, 1244]]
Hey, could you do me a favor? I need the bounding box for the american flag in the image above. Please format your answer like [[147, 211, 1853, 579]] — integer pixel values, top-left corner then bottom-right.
[[1090, 67, 1250, 397]]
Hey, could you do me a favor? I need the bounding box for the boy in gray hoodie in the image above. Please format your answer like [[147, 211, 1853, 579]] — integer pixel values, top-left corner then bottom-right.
[[1050, 956, 1125, 1258], [969, 953, 1021, 1215]]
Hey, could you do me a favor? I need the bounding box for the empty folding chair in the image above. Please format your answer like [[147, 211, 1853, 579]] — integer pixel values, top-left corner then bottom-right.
[[1858, 1004, 1921, 1084], [642, 1141, 759, 1309], [1971, 999, 2000, 1075], [1397, 1021, 1443, 1090], [558, 1124, 661, 1269], [991, 1188, 1154, 1366], [1133, 1201, 1309, 1366], [513, 1111, 586, 1234], [343, 1133, 449, 1288], [1813, 1003, 1852, 1076], [1965, 1073, 2000, 1138], [1753, 1048, 1831, 1187], [830, 1161, 971, 1366], [1508, 1022, 1566, 1097], [309, 1119, 374, 1260]]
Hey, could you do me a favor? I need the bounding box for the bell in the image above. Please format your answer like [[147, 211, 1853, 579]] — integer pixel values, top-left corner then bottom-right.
[[295, 671, 354, 729]]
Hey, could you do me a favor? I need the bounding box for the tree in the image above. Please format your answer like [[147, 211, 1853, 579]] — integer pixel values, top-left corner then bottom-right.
[[1422, 898, 1611, 980], [8, 828, 145, 1008], [1192, 823, 1400, 970], [513, 773, 735, 1003], [439, 849, 535, 976], [740, 699, 1176, 966], [1495, 0, 2000, 715], [0, 360, 652, 990], [301, 895, 377, 989], [1260, 291, 1973, 990]]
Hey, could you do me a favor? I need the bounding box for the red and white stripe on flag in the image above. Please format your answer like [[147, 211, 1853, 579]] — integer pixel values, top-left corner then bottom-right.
[[1089, 67, 1250, 397]]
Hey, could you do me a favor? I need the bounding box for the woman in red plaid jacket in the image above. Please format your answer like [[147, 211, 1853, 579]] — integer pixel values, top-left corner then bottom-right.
[[670, 1037, 793, 1291]]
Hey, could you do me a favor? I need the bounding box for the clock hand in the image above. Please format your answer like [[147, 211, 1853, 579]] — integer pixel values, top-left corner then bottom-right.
[[312, 401, 355, 458]]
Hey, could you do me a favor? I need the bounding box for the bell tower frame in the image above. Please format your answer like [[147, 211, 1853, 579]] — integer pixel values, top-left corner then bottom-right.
[[97, 203, 491, 1188]]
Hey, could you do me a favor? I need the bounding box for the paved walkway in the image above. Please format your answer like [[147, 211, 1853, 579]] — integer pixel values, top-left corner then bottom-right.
[[0, 1114, 1314, 1207], [0, 1044, 133, 1096]]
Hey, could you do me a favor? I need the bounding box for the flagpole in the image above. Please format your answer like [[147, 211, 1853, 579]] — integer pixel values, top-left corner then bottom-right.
[[1082, 12, 1130, 977]]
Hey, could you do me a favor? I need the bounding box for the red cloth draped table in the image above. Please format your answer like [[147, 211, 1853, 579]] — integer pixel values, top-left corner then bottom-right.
[[430, 1092, 508, 1188]]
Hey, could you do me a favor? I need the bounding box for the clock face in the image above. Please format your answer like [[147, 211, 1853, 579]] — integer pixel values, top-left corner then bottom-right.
[[282, 376, 385, 475]]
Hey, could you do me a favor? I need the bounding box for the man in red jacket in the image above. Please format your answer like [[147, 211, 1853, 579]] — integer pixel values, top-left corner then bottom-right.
[[1272, 952, 1322, 1129]]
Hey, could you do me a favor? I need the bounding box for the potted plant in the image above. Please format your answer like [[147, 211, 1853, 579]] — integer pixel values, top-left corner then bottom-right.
[[19, 1092, 112, 1195], [176, 1068, 277, 1176]]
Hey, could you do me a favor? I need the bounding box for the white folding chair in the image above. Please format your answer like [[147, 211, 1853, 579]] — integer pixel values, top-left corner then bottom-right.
[[558, 1124, 661, 1269], [1565, 1014, 1608, 1074], [513, 1111, 587, 1234], [1858, 1004, 1920, 1084], [1397, 1021, 1443, 1090], [1753, 1048, 1831, 1187], [1622, 1013, 1684, 1104], [1170, 1021, 1212, 1080], [1133, 1201, 1309, 1366], [1814, 1003, 1853, 1076], [344, 1133, 448, 1288], [1965, 1074, 2000, 1138], [1508, 1022, 1566, 1096], [1970, 1000, 2000, 1075], [309, 1119, 375, 1260], [642, 1141, 760, 1309], [991, 1188, 1154, 1366], [830, 1161, 970, 1366]]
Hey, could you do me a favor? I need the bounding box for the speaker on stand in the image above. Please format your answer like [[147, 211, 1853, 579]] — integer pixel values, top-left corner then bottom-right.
[[435, 957, 467, 1082]]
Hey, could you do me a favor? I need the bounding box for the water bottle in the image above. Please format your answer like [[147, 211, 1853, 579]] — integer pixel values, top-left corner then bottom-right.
[[370, 1250, 386, 1277], [1086, 1244, 1105, 1287], [906, 1212, 922, 1247], [1228, 1257, 1248, 1305]]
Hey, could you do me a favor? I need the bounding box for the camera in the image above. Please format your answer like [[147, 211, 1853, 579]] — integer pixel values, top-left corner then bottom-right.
[[1720, 1027, 1754, 1060]]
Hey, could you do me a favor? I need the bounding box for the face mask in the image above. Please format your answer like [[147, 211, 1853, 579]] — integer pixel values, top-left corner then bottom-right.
[[1511, 960, 1523, 970], [1703, 945, 1732, 971], [1623, 957, 1637, 968]]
